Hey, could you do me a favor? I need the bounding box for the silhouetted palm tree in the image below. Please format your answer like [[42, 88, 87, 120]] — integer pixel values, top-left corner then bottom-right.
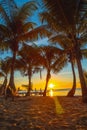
[[49, 36, 77, 96], [17, 44, 42, 96], [40, 46, 67, 96], [40, 0, 87, 102], [50, 32, 87, 97], [0, 0, 50, 92]]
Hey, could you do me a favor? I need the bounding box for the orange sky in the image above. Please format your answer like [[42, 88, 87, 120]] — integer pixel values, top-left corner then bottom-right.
[[14, 66, 81, 91], [0, 62, 85, 92]]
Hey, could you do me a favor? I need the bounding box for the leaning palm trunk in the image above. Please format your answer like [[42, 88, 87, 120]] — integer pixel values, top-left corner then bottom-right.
[[43, 71, 51, 96], [0, 76, 7, 95], [8, 51, 16, 91], [67, 61, 76, 97], [26, 75, 32, 96], [26, 67, 32, 96], [75, 43, 87, 103]]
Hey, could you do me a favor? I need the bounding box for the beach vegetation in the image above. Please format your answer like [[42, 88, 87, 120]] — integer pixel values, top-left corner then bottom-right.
[[17, 44, 42, 96], [0, 0, 50, 92], [39, 46, 67, 96], [40, 0, 87, 102]]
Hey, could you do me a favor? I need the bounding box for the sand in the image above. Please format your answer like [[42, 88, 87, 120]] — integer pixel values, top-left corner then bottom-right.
[[0, 96, 87, 130]]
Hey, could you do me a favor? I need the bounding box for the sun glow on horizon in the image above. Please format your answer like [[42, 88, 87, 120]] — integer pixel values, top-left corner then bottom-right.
[[48, 83, 55, 97], [48, 83, 55, 89]]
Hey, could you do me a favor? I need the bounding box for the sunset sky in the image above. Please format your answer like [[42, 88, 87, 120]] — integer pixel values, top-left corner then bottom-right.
[[14, 60, 86, 91], [0, 0, 87, 92]]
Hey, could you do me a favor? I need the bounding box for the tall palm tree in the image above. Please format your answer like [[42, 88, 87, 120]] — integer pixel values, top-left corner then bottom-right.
[[0, 0, 50, 92], [17, 44, 42, 96], [49, 36, 77, 97], [40, 0, 87, 102], [50, 32, 87, 97], [40, 46, 67, 96]]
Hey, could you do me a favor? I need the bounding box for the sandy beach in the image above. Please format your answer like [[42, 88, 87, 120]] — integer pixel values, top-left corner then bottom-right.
[[0, 96, 87, 130]]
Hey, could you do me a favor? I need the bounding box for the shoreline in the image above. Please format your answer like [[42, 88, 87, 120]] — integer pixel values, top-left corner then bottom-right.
[[0, 96, 87, 130]]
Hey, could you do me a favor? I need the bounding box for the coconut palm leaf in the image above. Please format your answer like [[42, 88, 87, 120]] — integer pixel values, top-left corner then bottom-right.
[[22, 22, 37, 32], [17, 1, 38, 22], [40, 12, 62, 32], [81, 49, 87, 58], [52, 55, 67, 73], [0, 4, 10, 26], [0, 58, 11, 84], [19, 25, 51, 42]]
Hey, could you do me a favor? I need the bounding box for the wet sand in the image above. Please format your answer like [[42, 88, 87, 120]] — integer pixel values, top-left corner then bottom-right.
[[0, 96, 87, 130]]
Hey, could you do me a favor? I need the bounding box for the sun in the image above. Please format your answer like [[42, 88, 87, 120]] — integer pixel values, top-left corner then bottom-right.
[[48, 83, 54, 89]]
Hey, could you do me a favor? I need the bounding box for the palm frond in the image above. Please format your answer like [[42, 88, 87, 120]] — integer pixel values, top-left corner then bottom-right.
[[43, 0, 79, 29], [17, 1, 38, 22], [52, 55, 67, 73], [40, 12, 63, 32], [0, 5, 10, 26], [0, 24, 10, 37], [18, 25, 51, 42], [0, 58, 11, 75], [22, 22, 37, 33], [81, 49, 87, 58], [0, 0, 18, 21], [49, 34, 73, 50]]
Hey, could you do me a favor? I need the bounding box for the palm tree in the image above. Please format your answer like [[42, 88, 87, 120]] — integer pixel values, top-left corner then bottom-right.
[[0, 0, 50, 92], [50, 32, 87, 97], [49, 36, 77, 97], [17, 44, 42, 96], [39, 46, 67, 96], [40, 0, 87, 102]]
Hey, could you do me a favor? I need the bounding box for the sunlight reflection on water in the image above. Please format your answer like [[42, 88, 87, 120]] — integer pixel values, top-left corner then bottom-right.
[[49, 89, 53, 97], [48, 88, 82, 96]]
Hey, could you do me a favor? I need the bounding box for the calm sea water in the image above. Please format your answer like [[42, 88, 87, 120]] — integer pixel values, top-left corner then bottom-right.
[[18, 88, 82, 96], [47, 88, 82, 96]]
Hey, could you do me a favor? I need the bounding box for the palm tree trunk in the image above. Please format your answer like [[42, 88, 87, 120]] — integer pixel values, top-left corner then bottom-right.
[[75, 43, 87, 103], [43, 71, 51, 96], [0, 76, 7, 95], [26, 66, 32, 96], [43, 79, 49, 96], [67, 61, 76, 97], [8, 51, 16, 91], [76, 57, 87, 102], [27, 73, 31, 96]]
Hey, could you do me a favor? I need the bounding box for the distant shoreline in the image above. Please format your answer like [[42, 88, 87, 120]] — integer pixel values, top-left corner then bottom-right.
[[17, 88, 82, 96]]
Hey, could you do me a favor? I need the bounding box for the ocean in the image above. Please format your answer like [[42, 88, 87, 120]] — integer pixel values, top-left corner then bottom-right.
[[47, 88, 82, 96], [18, 88, 82, 96]]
